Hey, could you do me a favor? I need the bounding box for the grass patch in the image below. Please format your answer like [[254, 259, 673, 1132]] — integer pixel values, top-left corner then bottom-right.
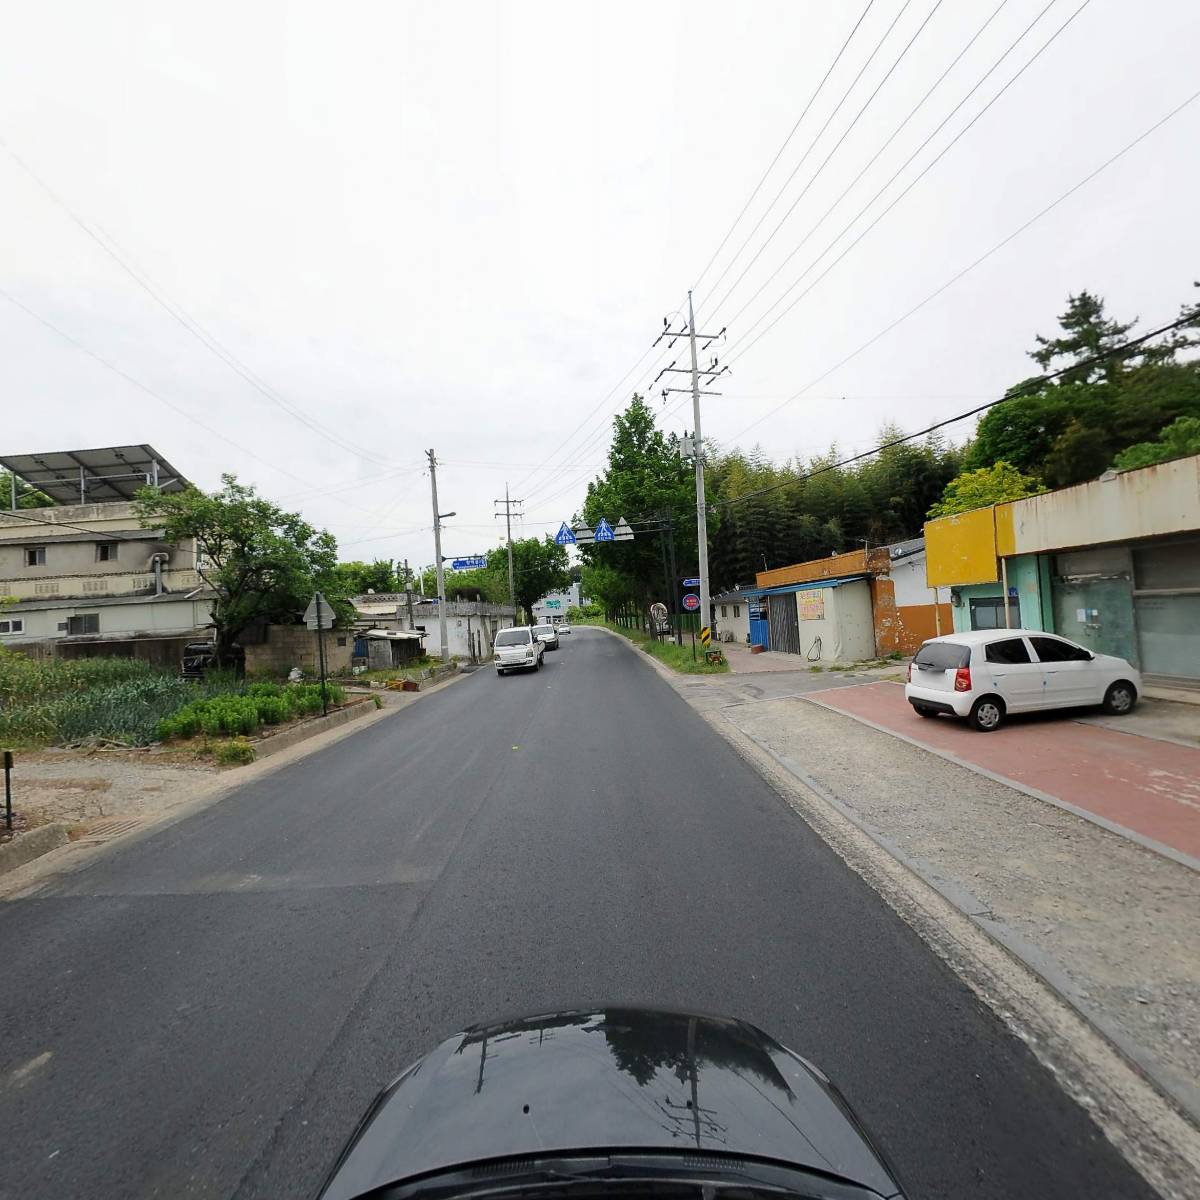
[[212, 737, 256, 766], [591, 620, 730, 674]]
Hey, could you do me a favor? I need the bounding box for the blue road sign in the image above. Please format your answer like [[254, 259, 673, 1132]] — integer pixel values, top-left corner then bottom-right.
[[682, 592, 701, 611], [554, 521, 576, 545], [594, 517, 615, 542], [682, 577, 701, 587], [451, 556, 487, 570]]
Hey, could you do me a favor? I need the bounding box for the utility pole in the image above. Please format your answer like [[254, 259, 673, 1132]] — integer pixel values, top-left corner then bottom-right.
[[426, 449, 451, 661], [403, 557, 415, 627], [655, 295, 727, 643], [494, 484, 523, 625]]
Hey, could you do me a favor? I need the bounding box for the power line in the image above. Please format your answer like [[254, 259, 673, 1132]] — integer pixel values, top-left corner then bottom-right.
[[701, 0, 944, 323], [722, 83, 1200, 444], [690, 0, 877, 295], [722, 0, 1085, 371], [700, 0, 919, 311], [718, 311, 1199, 511], [714, 0, 1011, 336], [0, 136, 399, 470]]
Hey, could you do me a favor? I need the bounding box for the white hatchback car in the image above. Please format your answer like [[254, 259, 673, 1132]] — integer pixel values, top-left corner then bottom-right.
[[493, 626, 544, 675], [904, 629, 1141, 732]]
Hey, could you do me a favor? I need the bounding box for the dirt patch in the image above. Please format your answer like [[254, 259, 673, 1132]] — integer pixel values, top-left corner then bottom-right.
[[4, 748, 220, 834]]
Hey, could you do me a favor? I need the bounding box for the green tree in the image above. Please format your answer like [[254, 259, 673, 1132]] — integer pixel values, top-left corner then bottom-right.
[[509, 536, 570, 619], [1112, 416, 1200, 471], [0, 469, 54, 509], [135, 474, 346, 664], [1030, 290, 1136, 383], [928, 461, 1045, 519], [580, 394, 702, 610], [333, 559, 398, 595]]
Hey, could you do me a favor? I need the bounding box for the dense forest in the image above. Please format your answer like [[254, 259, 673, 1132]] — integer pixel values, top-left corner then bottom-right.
[[577, 289, 1200, 613]]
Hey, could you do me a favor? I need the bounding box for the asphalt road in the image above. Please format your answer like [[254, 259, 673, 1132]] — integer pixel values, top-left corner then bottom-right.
[[0, 629, 1157, 1199]]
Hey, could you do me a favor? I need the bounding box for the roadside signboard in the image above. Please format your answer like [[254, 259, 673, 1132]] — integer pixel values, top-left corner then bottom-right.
[[303, 591, 335, 630], [650, 602, 668, 620], [682, 577, 701, 588], [451, 555, 487, 571], [682, 593, 700, 612], [799, 591, 825, 621], [594, 517, 615, 542], [555, 522, 577, 545], [614, 517, 634, 542], [573, 524, 595, 545]]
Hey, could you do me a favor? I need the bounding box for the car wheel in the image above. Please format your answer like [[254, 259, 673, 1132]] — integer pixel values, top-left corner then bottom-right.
[[968, 696, 1004, 732], [1103, 680, 1137, 715], [913, 705, 938, 718]]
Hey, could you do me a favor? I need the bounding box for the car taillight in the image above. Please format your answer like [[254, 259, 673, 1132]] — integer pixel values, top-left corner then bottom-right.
[[954, 666, 972, 692]]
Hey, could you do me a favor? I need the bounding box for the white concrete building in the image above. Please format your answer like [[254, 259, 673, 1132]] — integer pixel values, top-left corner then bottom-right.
[[532, 583, 584, 624], [0, 445, 213, 663]]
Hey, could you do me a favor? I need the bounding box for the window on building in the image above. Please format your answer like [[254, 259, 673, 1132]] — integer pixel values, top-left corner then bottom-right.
[[0, 618, 23, 635], [66, 614, 100, 636], [1030, 635, 1091, 663], [985, 637, 1031, 665], [968, 596, 1020, 630], [26, 546, 46, 566], [721, 605, 727, 618], [96, 542, 119, 562], [733, 605, 741, 618]]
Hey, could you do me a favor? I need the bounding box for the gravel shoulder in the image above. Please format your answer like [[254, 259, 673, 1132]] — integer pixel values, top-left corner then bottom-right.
[[728, 696, 1200, 1117]]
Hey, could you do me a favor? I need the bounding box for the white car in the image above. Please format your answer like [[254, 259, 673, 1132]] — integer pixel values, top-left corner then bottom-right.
[[493, 626, 544, 675], [904, 629, 1141, 732], [556, 622, 572, 635], [532, 623, 560, 651]]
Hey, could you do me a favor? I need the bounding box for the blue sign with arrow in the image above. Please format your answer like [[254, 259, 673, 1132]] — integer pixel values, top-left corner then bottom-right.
[[451, 556, 487, 570], [554, 521, 576, 545], [682, 577, 701, 588], [594, 517, 615, 542]]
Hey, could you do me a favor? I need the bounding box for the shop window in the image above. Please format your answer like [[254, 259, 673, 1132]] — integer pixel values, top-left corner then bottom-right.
[[969, 596, 1020, 630]]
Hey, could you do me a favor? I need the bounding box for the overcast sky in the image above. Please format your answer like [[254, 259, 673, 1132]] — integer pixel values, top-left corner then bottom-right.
[[3, 0, 1198, 571]]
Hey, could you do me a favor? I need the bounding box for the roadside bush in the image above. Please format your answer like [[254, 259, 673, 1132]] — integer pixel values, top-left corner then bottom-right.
[[213, 737, 256, 766], [155, 682, 345, 743]]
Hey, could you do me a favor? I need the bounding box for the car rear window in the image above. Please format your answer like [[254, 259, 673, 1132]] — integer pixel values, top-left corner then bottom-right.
[[495, 629, 530, 647], [984, 637, 1032, 665], [533, 625, 553, 635], [913, 641, 971, 670]]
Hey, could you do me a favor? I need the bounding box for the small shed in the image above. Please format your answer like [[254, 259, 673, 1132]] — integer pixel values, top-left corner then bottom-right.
[[362, 628, 425, 669]]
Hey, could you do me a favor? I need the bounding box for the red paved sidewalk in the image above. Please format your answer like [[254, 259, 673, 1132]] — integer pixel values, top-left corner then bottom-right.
[[806, 681, 1200, 867]]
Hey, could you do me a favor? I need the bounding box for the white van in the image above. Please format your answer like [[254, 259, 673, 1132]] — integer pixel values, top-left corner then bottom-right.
[[493, 626, 544, 675]]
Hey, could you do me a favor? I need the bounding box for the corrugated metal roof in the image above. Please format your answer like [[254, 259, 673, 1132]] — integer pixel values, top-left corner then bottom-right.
[[741, 573, 868, 598]]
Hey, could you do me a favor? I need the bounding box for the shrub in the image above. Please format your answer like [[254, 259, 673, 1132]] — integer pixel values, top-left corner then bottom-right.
[[213, 737, 256, 766]]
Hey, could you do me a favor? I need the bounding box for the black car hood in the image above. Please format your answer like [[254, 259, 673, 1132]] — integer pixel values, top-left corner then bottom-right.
[[319, 1008, 900, 1199]]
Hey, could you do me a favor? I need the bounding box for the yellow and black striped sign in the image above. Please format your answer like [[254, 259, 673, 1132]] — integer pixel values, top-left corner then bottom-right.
[[700, 626, 711, 647]]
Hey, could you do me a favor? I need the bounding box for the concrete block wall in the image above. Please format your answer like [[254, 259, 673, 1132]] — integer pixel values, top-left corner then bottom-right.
[[244, 624, 354, 677]]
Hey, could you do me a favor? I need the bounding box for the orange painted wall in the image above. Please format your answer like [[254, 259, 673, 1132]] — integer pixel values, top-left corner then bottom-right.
[[895, 602, 952, 651], [757, 546, 891, 589]]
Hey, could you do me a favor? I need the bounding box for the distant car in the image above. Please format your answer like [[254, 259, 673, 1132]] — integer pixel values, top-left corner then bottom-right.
[[556, 622, 572, 634], [493, 626, 544, 675], [318, 1007, 907, 1200], [905, 629, 1140, 732], [532, 622, 560, 651]]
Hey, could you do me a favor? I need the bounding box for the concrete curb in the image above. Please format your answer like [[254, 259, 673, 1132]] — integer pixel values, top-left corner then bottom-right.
[[0, 822, 70, 877], [252, 697, 378, 759], [734, 725, 1200, 1127]]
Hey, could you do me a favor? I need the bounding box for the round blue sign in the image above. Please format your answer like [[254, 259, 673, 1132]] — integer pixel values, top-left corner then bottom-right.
[[682, 592, 700, 611]]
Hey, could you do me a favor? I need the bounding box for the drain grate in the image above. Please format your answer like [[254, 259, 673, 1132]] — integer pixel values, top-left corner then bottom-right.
[[78, 818, 143, 843]]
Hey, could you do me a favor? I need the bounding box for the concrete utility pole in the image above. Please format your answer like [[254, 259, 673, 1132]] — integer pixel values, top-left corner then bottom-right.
[[686, 292, 713, 643], [403, 557, 415, 627], [494, 484, 523, 625], [654, 296, 726, 643], [426, 449, 450, 661]]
